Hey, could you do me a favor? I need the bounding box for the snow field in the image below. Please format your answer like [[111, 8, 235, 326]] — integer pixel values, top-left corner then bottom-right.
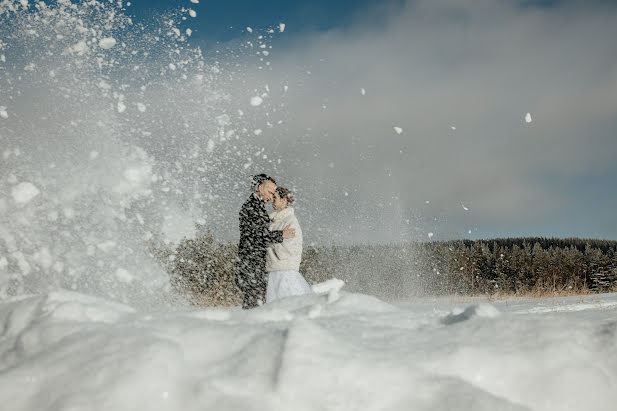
[[1, 289, 616, 411]]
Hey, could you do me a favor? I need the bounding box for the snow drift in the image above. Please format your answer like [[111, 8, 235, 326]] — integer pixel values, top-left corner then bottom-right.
[[1, 289, 616, 411]]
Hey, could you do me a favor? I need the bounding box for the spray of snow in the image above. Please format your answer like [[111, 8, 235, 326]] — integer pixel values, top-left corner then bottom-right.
[[0, 0, 278, 305]]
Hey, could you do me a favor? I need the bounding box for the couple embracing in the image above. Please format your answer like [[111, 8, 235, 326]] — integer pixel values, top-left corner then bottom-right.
[[235, 174, 312, 309]]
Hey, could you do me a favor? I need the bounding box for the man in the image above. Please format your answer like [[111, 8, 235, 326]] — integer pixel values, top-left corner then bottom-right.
[[235, 174, 295, 309]]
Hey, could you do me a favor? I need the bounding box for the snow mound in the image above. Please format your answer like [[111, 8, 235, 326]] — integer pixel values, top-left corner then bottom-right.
[[1, 291, 617, 410]]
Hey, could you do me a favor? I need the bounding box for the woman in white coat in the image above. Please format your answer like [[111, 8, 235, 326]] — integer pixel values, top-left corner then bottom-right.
[[266, 187, 312, 302]]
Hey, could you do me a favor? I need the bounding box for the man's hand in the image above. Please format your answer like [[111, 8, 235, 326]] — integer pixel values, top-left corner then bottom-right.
[[282, 224, 296, 239]]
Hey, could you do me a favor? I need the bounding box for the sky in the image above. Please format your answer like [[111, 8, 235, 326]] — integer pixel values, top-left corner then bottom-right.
[[120, 1, 617, 242]]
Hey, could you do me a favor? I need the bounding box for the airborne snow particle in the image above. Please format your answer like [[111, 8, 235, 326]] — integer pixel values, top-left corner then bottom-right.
[[190, 0, 199, 3], [188, 9, 196, 18], [361, 88, 366, 96], [99, 37, 117, 49], [393, 127, 403, 134], [451, 126, 456, 131], [279, 23, 286, 33], [246, 27, 253, 33], [12, 182, 40, 205], [117, 101, 126, 113], [169, 63, 176, 71], [115, 268, 134, 283], [428, 232, 434, 239], [462, 203, 469, 211], [186, 28, 192, 37], [525, 112, 532, 123], [69, 40, 88, 55], [0, 106, 7, 119], [253, 129, 262, 136], [250, 96, 263, 106]]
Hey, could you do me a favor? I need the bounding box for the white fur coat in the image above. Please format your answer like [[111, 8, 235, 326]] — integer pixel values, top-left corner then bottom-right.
[[266, 207, 303, 272]]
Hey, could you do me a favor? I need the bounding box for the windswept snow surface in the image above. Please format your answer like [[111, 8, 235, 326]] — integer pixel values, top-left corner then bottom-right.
[[1, 289, 616, 411]]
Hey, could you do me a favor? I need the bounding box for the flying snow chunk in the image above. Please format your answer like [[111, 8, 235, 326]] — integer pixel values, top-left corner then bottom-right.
[[451, 126, 456, 131], [12, 182, 40, 205], [361, 88, 366, 96], [428, 232, 434, 239], [254, 129, 262, 136], [250, 96, 263, 106], [188, 9, 196, 18], [186, 28, 192, 37], [246, 27, 253, 33], [68, 41, 88, 55], [462, 203, 469, 211], [0, 106, 7, 119], [190, 0, 199, 3], [117, 101, 126, 113], [115, 268, 134, 283], [99, 37, 117, 50], [525, 112, 533, 123], [393, 127, 403, 134], [279, 23, 286, 33]]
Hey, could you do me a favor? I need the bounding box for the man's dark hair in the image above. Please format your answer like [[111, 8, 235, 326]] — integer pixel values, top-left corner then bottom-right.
[[251, 174, 276, 191]]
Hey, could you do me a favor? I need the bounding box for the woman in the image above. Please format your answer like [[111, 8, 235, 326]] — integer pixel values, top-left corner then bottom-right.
[[266, 187, 312, 303]]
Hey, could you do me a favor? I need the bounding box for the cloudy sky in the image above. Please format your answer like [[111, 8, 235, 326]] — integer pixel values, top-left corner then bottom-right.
[[128, 0, 617, 243]]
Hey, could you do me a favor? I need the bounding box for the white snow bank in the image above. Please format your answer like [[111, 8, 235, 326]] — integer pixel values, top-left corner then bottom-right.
[[0, 290, 616, 411]]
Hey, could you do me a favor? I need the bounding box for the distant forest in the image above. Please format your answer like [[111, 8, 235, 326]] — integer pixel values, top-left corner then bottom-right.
[[151, 233, 617, 305]]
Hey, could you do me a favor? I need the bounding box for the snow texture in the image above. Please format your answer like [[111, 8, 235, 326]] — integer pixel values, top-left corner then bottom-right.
[[1, 289, 616, 411]]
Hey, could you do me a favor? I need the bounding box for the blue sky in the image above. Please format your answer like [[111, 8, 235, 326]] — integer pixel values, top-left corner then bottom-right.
[[128, 0, 404, 44], [122, 0, 617, 242]]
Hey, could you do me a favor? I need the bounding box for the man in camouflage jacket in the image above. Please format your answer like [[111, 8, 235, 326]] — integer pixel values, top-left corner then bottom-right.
[[235, 174, 295, 309]]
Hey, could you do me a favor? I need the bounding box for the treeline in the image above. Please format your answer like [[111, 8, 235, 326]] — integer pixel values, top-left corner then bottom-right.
[[151, 232, 617, 305]]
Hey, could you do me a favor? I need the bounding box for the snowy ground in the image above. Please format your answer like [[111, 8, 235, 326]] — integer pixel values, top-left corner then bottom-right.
[[1, 285, 616, 411]]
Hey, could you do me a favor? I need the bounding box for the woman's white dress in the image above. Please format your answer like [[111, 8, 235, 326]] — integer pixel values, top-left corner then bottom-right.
[[266, 269, 312, 303], [265, 207, 312, 303]]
